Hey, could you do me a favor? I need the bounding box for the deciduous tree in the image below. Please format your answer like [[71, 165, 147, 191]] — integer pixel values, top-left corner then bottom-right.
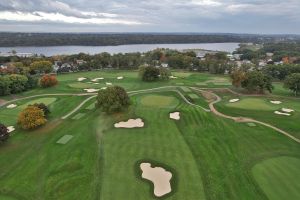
[[18, 106, 47, 130], [40, 74, 58, 88], [0, 123, 9, 142], [284, 73, 300, 96]]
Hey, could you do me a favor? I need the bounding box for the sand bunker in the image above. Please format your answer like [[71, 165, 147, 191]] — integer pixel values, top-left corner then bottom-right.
[[101, 87, 107, 90], [106, 82, 112, 86], [169, 76, 178, 79], [77, 77, 87, 81], [229, 99, 240, 103], [117, 76, 124, 80], [92, 77, 104, 82], [114, 118, 144, 128], [140, 163, 172, 197], [274, 111, 291, 116], [282, 108, 295, 113], [6, 104, 17, 108], [83, 89, 99, 93], [270, 101, 282, 105], [7, 126, 15, 133], [94, 83, 100, 85], [169, 112, 180, 120]]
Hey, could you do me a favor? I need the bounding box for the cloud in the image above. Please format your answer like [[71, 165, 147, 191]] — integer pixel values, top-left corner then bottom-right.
[[0, 0, 299, 33]]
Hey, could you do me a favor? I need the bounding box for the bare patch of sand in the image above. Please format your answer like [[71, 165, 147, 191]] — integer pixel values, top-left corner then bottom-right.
[[114, 118, 144, 128], [7, 126, 15, 133], [6, 104, 17, 108], [117, 76, 124, 80], [92, 77, 104, 82], [77, 77, 87, 81], [169, 76, 178, 79], [169, 112, 180, 120], [229, 99, 240, 103], [140, 163, 172, 197], [101, 87, 107, 90], [275, 111, 291, 116], [83, 89, 99, 93], [106, 82, 112, 86], [270, 101, 282, 105], [282, 108, 295, 113]]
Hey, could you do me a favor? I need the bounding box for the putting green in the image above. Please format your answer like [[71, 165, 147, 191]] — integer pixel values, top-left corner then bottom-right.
[[20, 97, 57, 108], [226, 98, 278, 111], [252, 156, 300, 200], [139, 94, 179, 108], [68, 82, 96, 89]]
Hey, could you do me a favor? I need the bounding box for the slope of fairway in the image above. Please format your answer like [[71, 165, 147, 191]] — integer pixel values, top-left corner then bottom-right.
[[225, 98, 277, 111], [99, 93, 206, 200], [252, 156, 300, 200], [19, 97, 57, 108]]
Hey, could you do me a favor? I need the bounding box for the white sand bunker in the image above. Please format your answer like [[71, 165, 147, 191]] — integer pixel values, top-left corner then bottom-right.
[[169, 112, 180, 120], [92, 77, 104, 82], [229, 99, 240, 103], [106, 82, 112, 86], [270, 100, 282, 105], [7, 126, 15, 133], [101, 87, 107, 90], [77, 77, 86, 81], [6, 104, 17, 108], [83, 89, 99, 93], [282, 108, 295, 113], [274, 111, 291, 116], [114, 118, 144, 128], [140, 163, 172, 197], [117, 76, 124, 80], [169, 76, 178, 79]]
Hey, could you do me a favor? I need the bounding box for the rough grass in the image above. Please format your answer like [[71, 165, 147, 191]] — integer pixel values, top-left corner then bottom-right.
[[252, 156, 300, 200]]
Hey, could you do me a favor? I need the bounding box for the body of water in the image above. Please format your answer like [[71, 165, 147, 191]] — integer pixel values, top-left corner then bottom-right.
[[0, 43, 239, 56]]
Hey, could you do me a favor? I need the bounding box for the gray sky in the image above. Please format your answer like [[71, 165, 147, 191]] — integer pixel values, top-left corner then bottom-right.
[[0, 0, 299, 34]]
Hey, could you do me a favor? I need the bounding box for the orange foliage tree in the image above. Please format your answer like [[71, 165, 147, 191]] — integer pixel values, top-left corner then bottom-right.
[[40, 74, 58, 88], [18, 106, 47, 130]]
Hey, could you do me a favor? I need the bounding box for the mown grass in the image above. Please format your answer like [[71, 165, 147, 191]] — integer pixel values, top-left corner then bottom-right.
[[252, 156, 300, 200]]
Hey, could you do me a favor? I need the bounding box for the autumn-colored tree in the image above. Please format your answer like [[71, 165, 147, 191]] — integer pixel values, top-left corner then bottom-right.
[[18, 106, 47, 130], [30, 61, 53, 74], [0, 123, 9, 142], [40, 74, 58, 88], [230, 69, 246, 88], [32, 103, 51, 117]]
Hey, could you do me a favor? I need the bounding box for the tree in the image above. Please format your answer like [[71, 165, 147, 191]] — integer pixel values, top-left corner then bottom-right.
[[8, 74, 28, 94], [159, 67, 171, 80], [139, 66, 160, 82], [18, 106, 47, 130], [30, 61, 53, 74], [241, 71, 273, 93], [96, 86, 130, 113], [33, 103, 51, 117], [0, 76, 11, 96], [230, 69, 246, 88], [40, 74, 58, 88], [284, 73, 300, 96], [0, 123, 9, 142]]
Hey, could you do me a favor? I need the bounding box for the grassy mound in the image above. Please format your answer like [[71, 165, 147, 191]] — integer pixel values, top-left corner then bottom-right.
[[252, 156, 300, 200]]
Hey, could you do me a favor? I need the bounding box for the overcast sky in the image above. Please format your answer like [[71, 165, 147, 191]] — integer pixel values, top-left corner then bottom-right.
[[0, 0, 299, 34]]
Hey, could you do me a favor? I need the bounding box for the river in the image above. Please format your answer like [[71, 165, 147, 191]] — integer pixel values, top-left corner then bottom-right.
[[0, 43, 239, 56]]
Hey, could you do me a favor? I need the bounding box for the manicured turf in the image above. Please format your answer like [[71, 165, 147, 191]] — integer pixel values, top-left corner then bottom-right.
[[57, 135, 74, 144], [247, 123, 257, 127], [188, 93, 200, 99], [180, 87, 191, 92], [226, 98, 277, 111], [0, 70, 299, 200], [139, 94, 179, 108], [72, 113, 86, 120], [19, 97, 57, 108], [252, 156, 300, 200]]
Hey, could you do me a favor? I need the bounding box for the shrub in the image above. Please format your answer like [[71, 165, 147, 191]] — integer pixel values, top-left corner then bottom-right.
[[18, 106, 47, 130], [0, 123, 9, 142], [40, 74, 58, 88], [96, 86, 130, 113], [33, 103, 51, 117]]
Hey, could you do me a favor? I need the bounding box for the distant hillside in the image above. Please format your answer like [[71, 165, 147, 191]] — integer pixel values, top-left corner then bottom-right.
[[0, 32, 299, 47]]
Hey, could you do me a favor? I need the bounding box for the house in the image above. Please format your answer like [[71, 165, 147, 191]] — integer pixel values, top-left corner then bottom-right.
[[161, 63, 169, 68], [266, 52, 274, 57], [76, 60, 86, 65], [233, 54, 243, 60]]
